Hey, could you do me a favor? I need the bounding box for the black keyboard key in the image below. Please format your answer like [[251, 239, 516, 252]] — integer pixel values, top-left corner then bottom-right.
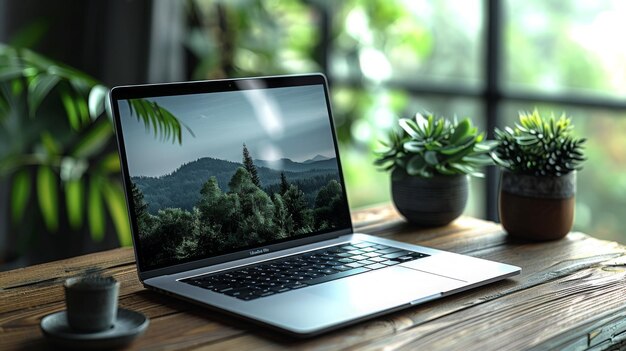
[[257, 290, 275, 298], [357, 259, 375, 266], [396, 255, 414, 262], [320, 269, 337, 275], [354, 242, 375, 248], [224, 288, 255, 297], [306, 267, 370, 285], [286, 282, 308, 289], [271, 286, 291, 293], [303, 272, 322, 278], [218, 286, 234, 293], [338, 258, 355, 263], [372, 244, 389, 250]]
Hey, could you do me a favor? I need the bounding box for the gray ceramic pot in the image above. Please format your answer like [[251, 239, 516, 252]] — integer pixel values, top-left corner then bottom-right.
[[64, 276, 120, 332], [499, 170, 576, 241], [391, 172, 468, 227]]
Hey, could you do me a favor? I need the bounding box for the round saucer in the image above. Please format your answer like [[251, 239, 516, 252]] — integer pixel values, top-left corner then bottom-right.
[[40, 308, 149, 349]]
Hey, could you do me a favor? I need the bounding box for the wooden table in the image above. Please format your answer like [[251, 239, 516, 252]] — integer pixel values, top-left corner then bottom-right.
[[2, 205, 626, 350]]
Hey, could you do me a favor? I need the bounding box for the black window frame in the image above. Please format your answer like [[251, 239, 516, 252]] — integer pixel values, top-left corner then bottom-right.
[[313, 0, 626, 221]]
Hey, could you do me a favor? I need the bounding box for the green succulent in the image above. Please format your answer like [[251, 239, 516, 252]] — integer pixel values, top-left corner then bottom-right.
[[492, 109, 586, 176], [375, 113, 496, 178]]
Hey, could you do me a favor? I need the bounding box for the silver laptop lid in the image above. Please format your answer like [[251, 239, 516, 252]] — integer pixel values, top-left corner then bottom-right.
[[110, 74, 353, 280]]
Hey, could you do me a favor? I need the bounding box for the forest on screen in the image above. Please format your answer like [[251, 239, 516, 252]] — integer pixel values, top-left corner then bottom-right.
[[132, 144, 349, 268]]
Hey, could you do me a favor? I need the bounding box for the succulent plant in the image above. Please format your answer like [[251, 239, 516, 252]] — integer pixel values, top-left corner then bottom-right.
[[375, 113, 496, 178], [492, 109, 586, 176]]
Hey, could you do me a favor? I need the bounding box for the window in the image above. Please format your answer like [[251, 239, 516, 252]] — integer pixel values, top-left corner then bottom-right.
[[187, 0, 626, 243]]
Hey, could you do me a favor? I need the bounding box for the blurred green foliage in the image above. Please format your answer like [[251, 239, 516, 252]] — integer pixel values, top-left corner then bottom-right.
[[0, 43, 188, 260], [0, 43, 130, 250]]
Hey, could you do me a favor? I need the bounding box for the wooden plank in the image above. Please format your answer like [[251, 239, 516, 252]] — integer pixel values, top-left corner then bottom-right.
[[0, 247, 135, 289]]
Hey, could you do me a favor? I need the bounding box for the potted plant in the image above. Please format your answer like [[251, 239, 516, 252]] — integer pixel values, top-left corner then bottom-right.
[[492, 109, 586, 241], [375, 113, 495, 226]]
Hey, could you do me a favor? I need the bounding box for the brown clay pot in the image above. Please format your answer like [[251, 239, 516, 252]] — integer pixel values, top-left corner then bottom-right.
[[499, 170, 576, 241]]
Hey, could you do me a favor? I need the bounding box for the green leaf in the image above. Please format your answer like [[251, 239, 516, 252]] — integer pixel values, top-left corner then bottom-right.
[[406, 155, 426, 176], [474, 140, 498, 152], [462, 155, 494, 166], [399, 118, 419, 139], [66, 180, 83, 229], [425, 114, 434, 136], [127, 98, 191, 144], [433, 119, 445, 138], [440, 135, 475, 155], [76, 94, 90, 124], [37, 166, 59, 231], [449, 118, 471, 143], [0, 66, 24, 81], [491, 152, 511, 168], [60, 88, 80, 130], [99, 153, 121, 173], [27, 74, 60, 117], [46, 64, 98, 86], [71, 120, 113, 158], [11, 79, 24, 96], [11, 170, 30, 223], [41, 131, 61, 155], [88, 178, 105, 241], [101, 180, 132, 246], [424, 150, 439, 165], [414, 112, 428, 131], [449, 163, 474, 174], [403, 141, 424, 153], [435, 164, 456, 175]]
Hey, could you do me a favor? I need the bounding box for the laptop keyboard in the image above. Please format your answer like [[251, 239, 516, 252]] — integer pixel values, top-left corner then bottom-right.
[[181, 242, 430, 301]]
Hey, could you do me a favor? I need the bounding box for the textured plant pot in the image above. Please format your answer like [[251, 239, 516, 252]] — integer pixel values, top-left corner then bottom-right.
[[64, 276, 120, 332], [391, 172, 468, 227], [499, 170, 576, 241]]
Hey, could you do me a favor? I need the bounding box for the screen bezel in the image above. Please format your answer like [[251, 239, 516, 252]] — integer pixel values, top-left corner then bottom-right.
[[110, 74, 354, 280]]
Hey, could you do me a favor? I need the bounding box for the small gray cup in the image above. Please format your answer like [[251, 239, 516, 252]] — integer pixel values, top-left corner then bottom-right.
[[64, 275, 120, 332]]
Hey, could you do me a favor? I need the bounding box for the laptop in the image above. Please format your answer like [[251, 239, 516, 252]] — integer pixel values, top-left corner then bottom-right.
[[110, 74, 520, 337]]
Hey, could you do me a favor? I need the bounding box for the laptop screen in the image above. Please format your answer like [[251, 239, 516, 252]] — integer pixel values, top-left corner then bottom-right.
[[114, 76, 352, 272]]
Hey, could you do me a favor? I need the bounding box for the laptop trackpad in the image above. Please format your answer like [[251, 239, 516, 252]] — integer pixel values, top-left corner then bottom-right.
[[308, 266, 465, 310]]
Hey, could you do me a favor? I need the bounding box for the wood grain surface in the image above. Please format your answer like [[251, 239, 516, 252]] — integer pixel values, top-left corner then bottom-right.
[[2, 204, 626, 351]]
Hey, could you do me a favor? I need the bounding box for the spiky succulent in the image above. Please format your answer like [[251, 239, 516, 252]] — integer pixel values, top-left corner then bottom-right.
[[492, 109, 586, 176], [375, 113, 496, 178]]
